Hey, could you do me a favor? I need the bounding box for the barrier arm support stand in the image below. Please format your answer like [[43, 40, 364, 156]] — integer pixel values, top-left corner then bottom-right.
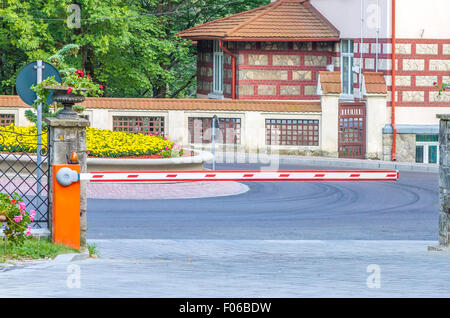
[[52, 164, 81, 250]]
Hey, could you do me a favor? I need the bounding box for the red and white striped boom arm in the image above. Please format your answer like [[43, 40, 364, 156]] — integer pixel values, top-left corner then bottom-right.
[[79, 170, 399, 182]]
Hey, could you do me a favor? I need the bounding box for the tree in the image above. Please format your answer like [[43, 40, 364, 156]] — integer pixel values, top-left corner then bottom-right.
[[0, 0, 270, 98]]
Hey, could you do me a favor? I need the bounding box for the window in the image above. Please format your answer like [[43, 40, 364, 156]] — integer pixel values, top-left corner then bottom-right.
[[188, 117, 241, 144], [212, 41, 224, 96], [0, 114, 15, 126], [113, 116, 165, 136], [416, 135, 439, 164], [341, 39, 354, 96], [266, 119, 319, 146]]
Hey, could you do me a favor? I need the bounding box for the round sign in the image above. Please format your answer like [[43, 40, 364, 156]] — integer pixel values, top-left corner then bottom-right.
[[16, 61, 61, 106]]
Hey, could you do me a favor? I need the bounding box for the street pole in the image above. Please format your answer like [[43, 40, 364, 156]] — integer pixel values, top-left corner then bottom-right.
[[212, 115, 218, 170], [35, 60, 44, 219]]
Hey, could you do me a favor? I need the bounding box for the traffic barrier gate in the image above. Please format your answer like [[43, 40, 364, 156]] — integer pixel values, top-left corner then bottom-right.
[[52, 165, 399, 249]]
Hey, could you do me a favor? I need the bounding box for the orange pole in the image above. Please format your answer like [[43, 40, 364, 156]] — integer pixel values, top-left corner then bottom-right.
[[391, 0, 397, 161], [219, 40, 236, 99], [52, 164, 81, 250]]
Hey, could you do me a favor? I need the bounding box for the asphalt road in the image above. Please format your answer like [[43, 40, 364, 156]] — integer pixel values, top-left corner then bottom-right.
[[87, 162, 439, 240]]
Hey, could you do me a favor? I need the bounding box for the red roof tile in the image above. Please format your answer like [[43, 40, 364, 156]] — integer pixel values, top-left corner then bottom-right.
[[0, 95, 321, 113], [319, 71, 341, 94], [363, 72, 387, 94], [177, 0, 339, 41]]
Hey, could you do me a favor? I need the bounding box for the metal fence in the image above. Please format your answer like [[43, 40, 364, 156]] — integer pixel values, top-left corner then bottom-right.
[[0, 127, 50, 228]]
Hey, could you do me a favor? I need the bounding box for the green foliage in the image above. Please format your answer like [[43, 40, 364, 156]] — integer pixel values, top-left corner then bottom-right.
[[0, 0, 269, 98], [87, 243, 99, 257], [434, 82, 448, 95], [0, 237, 79, 260], [25, 69, 103, 125], [0, 193, 34, 245]]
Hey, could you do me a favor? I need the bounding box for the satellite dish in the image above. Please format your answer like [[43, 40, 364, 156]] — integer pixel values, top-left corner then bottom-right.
[[16, 61, 61, 106]]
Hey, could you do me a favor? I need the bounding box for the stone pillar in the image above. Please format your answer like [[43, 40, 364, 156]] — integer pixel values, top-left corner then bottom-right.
[[320, 94, 339, 157], [437, 114, 450, 247], [244, 111, 265, 152], [365, 94, 387, 159], [45, 117, 89, 248]]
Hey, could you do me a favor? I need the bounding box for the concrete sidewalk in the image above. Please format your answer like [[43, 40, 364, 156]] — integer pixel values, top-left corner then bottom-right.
[[0, 239, 448, 297]]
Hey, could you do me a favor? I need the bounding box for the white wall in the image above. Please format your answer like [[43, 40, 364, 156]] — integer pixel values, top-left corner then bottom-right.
[[387, 107, 450, 125], [310, 0, 450, 39]]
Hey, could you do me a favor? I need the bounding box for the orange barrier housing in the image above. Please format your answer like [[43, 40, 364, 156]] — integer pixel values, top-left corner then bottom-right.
[[52, 164, 80, 250]]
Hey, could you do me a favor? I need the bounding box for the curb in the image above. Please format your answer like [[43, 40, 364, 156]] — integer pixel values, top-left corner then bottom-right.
[[279, 156, 439, 173], [53, 251, 90, 263], [428, 245, 450, 253], [210, 152, 439, 173]]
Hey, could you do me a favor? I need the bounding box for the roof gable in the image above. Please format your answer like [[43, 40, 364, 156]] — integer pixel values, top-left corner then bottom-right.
[[177, 0, 339, 41]]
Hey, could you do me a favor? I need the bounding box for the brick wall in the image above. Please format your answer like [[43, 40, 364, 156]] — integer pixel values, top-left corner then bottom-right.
[[354, 38, 450, 107], [197, 40, 339, 100], [236, 41, 338, 100]]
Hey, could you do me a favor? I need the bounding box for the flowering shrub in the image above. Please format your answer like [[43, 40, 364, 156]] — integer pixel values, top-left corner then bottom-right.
[[1, 125, 185, 158], [0, 193, 34, 244], [86, 127, 174, 157], [0, 125, 43, 153]]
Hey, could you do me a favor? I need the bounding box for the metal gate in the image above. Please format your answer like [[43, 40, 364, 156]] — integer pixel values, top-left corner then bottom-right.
[[0, 127, 50, 228], [338, 102, 366, 159]]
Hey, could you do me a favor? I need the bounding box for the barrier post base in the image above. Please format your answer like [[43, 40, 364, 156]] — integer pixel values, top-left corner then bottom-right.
[[52, 164, 81, 250]]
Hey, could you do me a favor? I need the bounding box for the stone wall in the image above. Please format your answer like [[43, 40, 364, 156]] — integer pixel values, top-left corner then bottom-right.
[[382, 133, 416, 162], [235, 41, 338, 100], [437, 114, 449, 246]]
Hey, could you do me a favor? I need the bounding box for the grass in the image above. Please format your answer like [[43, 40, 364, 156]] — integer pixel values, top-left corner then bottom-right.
[[87, 243, 99, 257], [0, 237, 79, 262]]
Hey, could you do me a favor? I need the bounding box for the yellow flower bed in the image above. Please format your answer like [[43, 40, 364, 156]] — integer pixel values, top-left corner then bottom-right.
[[86, 127, 173, 157], [0, 125, 174, 158], [0, 125, 42, 153]]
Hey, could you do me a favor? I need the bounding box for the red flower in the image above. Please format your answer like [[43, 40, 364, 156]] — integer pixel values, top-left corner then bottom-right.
[[67, 87, 73, 94], [99, 85, 103, 90], [433, 82, 437, 86], [87, 74, 91, 80], [75, 69, 84, 78], [10, 200, 16, 205]]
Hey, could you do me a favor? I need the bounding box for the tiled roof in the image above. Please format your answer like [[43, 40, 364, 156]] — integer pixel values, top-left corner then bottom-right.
[[0, 95, 29, 108], [177, 0, 339, 41], [0, 95, 321, 113], [319, 71, 341, 94], [363, 72, 387, 94]]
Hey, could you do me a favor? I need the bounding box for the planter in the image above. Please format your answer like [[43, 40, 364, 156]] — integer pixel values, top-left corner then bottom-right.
[[45, 86, 89, 119]]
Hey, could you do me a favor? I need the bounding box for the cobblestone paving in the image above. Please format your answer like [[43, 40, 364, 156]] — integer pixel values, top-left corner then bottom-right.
[[1, 240, 448, 297]]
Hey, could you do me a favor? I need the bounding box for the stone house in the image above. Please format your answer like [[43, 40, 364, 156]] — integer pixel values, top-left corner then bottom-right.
[[1, 0, 449, 162]]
